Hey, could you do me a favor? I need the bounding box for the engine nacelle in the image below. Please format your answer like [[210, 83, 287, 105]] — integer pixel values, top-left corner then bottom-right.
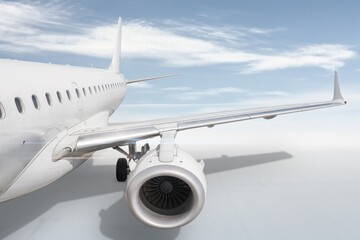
[[126, 146, 207, 228]]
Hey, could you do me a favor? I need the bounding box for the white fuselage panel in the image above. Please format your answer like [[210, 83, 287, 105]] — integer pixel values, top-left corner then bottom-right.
[[0, 59, 126, 200]]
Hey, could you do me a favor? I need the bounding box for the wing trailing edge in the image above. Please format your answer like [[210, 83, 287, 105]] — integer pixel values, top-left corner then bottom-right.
[[126, 73, 182, 84]]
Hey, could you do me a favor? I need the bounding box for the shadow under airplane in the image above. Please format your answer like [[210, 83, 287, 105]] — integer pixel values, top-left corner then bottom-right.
[[0, 151, 292, 240]]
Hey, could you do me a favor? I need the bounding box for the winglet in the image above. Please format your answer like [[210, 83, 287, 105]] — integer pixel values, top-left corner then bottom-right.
[[108, 17, 122, 73], [333, 71, 345, 103]]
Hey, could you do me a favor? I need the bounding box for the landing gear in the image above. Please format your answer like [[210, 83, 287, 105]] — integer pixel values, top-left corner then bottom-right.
[[113, 143, 151, 182], [116, 158, 128, 182]]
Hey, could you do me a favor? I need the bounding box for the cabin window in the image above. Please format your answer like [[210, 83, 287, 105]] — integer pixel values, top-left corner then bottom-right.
[[98, 85, 101, 92], [32, 95, 40, 109], [15, 97, 25, 113], [57, 91, 62, 103], [89, 87, 92, 95], [45, 93, 52, 106], [66, 90, 71, 100], [102, 85, 105, 91], [94, 86, 97, 93], [82, 88, 86, 96], [75, 88, 80, 98], [0, 102, 5, 119]]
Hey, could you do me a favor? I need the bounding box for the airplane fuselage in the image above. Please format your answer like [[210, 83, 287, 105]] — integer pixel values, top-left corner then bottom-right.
[[0, 59, 126, 201]]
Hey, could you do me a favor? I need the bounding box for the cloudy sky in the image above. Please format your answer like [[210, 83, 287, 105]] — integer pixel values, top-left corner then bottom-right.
[[1, 0, 360, 124]]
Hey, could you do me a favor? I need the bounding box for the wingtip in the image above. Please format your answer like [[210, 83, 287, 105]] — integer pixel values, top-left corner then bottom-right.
[[333, 71, 345, 103]]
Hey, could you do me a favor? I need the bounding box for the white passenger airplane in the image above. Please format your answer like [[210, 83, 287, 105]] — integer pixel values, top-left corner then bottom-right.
[[0, 18, 346, 228]]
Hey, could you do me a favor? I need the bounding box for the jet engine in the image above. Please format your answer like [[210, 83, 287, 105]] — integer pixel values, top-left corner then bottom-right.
[[126, 146, 207, 228]]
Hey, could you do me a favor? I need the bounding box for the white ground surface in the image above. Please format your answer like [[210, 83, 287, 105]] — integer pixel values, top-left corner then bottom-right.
[[0, 111, 359, 240]]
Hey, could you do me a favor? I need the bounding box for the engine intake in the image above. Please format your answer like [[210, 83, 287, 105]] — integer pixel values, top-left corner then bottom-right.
[[126, 146, 206, 228], [140, 176, 192, 216]]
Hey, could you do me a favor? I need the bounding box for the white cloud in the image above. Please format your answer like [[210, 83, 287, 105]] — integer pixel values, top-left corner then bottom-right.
[[244, 44, 355, 73], [162, 87, 192, 91], [250, 91, 290, 97], [175, 87, 248, 101], [0, 1, 356, 74], [162, 20, 282, 43]]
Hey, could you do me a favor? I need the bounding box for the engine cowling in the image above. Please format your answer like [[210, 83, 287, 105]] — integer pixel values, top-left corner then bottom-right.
[[126, 146, 207, 228]]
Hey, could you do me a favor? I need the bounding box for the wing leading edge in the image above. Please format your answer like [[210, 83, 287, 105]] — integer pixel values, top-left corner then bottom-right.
[[53, 72, 346, 160]]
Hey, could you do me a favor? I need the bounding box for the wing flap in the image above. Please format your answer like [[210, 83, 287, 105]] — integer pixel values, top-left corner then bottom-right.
[[76, 126, 159, 153]]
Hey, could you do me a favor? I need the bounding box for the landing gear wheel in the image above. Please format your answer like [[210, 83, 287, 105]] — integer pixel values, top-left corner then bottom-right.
[[116, 158, 128, 182]]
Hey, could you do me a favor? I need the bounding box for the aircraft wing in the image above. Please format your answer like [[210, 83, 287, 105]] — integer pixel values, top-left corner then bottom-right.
[[53, 72, 346, 160]]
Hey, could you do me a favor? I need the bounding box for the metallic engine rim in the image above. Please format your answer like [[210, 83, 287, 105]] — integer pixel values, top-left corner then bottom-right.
[[126, 164, 206, 228]]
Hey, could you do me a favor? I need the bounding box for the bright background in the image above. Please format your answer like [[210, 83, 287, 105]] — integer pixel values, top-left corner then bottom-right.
[[0, 0, 360, 239]]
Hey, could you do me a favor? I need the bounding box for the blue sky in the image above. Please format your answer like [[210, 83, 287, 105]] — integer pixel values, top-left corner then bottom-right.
[[1, 0, 360, 121]]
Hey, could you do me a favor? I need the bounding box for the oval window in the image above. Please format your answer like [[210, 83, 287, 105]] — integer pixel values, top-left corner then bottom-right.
[[0, 102, 5, 119], [82, 88, 86, 96], [15, 97, 25, 113], [45, 93, 52, 106], [88, 87, 92, 95], [66, 90, 71, 100], [94, 86, 97, 93], [57, 91, 62, 103], [32, 95, 40, 109], [75, 88, 80, 98]]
